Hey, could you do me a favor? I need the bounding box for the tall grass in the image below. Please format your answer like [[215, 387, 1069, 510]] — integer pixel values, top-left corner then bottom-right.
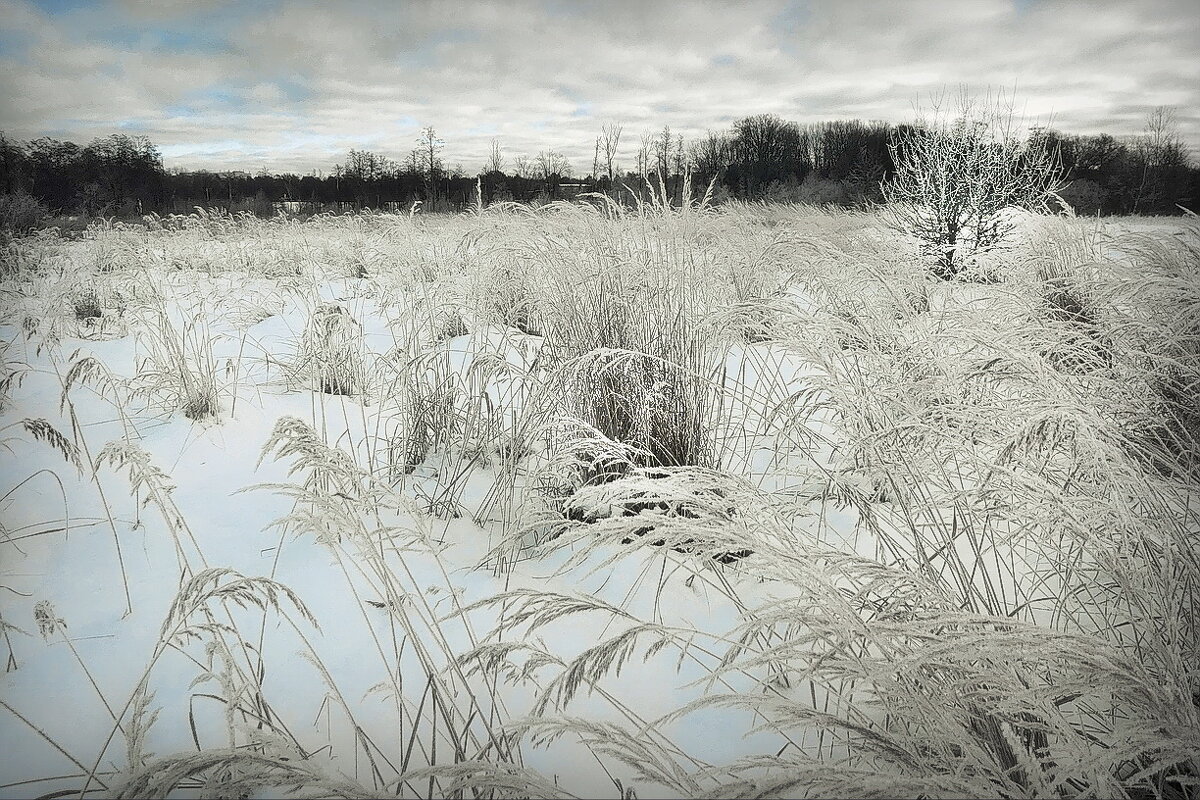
[[0, 201, 1195, 798]]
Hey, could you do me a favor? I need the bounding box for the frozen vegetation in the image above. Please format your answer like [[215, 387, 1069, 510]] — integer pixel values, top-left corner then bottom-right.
[[0, 197, 1197, 798]]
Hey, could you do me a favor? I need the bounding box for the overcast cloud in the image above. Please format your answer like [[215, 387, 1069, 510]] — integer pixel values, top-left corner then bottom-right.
[[1, 0, 1197, 175]]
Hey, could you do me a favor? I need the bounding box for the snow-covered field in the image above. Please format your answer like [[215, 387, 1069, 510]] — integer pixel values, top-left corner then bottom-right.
[[1, 203, 1197, 798]]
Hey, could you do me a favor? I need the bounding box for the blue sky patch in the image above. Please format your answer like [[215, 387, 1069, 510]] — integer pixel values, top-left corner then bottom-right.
[[0, 29, 31, 61], [29, 0, 92, 14], [556, 85, 586, 104], [144, 27, 230, 54], [771, 0, 810, 56], [271, 77, 312, 104], [429, 27, 479, 47], [465, 124, 500, 137]]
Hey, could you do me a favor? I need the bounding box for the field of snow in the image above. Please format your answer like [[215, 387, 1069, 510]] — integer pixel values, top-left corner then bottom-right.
[[1, 203, 1197, 798]]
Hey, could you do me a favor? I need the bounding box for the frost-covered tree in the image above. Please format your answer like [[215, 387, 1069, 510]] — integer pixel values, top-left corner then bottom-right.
[[883, 95, 1063, 279]]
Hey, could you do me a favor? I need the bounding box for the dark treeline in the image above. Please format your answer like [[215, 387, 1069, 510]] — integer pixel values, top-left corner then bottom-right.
[[0, 110, 1196, 228], [682, 113, 1197, 215]]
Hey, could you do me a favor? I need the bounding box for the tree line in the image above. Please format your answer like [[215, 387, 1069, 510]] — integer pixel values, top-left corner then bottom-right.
[[0, 109, 1196, 227]]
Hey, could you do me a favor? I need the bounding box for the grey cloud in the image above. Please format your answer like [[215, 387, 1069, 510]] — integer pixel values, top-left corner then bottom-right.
[[1, 0, 1196, 174]]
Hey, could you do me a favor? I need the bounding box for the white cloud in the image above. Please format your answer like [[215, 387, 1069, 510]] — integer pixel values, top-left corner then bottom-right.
[[1, 0, 1196, 174]]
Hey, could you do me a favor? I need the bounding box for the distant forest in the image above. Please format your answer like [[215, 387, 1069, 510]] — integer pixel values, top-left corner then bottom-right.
[[1, 111, 1196, 226]]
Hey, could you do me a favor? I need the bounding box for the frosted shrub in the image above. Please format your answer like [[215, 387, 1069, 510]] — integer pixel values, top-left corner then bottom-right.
[[883, 94, 1063, 279], [299, 302, 365, 395]]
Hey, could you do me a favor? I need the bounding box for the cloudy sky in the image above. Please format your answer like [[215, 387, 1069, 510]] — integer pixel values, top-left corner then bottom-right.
[[1, 0, 1197, 175]]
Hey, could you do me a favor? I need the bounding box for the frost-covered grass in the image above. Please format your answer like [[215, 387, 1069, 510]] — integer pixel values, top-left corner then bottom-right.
[[0, 202, 1197, 799]]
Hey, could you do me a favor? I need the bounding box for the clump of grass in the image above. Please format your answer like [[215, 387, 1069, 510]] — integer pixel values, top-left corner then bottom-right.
[[461, 514, 1199, 798], [94, 567, 322, 798], [372, 285, 519, 510], [1149, 352, 1200, 476], [531, 206, 724, 480], [391, 284, 470, 346], [180, 389, 217, 420], [245, 417, 524, 792], [552, 465, 752, 563], [72, 288, 103, 322], [1123, 226, 1200, 477], [0, 341, 29, 413], [1030, 221, 1200, 479], [554, 348, 716, 473], [485, 264, 541, 335], [0, 189, 48, 236], [55, 273, 128, 339], [487, 201, 816, 563], [432, 304, 469, 342], [131, 305, 222, 421], [1041, 275, 1093, 324], [463, 236, 544, 336], [299, 302, 365, 395], [1036, 271, 1113, 374], [385, 378, 459, 478], [711, 291, 795, 344]]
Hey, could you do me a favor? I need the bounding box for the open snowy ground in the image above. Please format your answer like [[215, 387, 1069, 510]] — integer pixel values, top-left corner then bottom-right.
[[1, 204, 1197, 798]]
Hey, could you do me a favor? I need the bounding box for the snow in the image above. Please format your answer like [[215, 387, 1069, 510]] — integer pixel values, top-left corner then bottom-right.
[[0, 274, 848, 796]]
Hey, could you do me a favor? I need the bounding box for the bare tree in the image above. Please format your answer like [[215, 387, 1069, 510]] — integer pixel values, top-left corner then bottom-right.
[[1134, 106, 1191, 214], [882, 95, 1063, 279], [654, 125, 673, 181], [637, 131, 654, 177], [1144, 106, 1184, 156], [690, 131, 732, 180], [416, 126, 444, 202], [342, 149, 396, 181], [513, 154, 532, 179], [600, 121, 623, 182], [416, 126, 444, 176], [484, 139, 504, 174], [534, 150, 571, 180], [730, 113, 803, 196]]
